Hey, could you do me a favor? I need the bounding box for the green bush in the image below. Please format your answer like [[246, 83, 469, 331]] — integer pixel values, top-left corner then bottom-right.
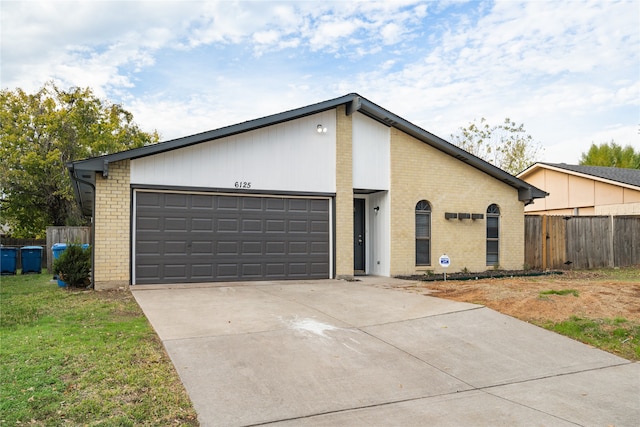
[[53, 244, 91, 288]]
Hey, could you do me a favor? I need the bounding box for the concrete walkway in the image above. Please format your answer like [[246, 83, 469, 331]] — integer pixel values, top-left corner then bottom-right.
[[132, 278, 639, 427]]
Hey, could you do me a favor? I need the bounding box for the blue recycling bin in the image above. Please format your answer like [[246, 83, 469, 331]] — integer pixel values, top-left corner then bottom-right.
[[51, 243, 90, 287], [21, 246, 43, 274], [1, 247, 18, 275], [52, 243, 68, 286]]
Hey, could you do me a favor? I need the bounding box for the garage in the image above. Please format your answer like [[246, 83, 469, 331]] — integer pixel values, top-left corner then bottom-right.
[[134, 191, 331, 284]]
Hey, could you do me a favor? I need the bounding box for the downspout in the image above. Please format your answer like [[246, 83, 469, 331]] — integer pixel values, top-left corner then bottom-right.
[[68, 166, 96, 289]]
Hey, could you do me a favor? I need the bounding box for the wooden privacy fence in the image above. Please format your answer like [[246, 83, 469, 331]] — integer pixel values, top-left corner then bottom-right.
[[525, 215, 640, 269], [46, 226, 92, 273]]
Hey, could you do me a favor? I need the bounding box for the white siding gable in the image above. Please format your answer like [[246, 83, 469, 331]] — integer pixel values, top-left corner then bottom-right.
[[131, 111, 336, 193], [352, 112, 390, 191]]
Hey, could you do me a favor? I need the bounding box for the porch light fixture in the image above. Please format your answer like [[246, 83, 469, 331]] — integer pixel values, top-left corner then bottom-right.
[[317, 124, 327, 133]]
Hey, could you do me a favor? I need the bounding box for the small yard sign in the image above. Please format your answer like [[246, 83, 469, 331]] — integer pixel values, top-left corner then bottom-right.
[[439, 254, 451, 268]]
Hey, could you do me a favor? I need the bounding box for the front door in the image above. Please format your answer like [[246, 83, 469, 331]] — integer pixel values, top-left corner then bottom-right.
[[353, 198, 365, 272]]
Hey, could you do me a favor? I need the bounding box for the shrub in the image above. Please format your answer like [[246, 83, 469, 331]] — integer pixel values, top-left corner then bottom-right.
[[53, 244, 91, 288]]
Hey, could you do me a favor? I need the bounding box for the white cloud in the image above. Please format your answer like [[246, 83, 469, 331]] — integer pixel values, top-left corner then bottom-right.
[[2, 0, 638, 166]]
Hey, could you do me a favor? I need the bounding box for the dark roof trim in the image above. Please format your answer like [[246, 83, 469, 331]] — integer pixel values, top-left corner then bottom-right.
[[68, 93, 547, 215], [68, 94, 356, 172], [354, 96, 548, 201]]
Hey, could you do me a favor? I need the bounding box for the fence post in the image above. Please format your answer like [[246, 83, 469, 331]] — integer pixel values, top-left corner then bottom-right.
[[541, 215, 547, 270], [610, 215, 615, 268]]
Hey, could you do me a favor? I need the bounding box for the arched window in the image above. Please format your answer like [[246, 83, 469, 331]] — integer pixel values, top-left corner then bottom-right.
[[486, 204, 500, 266], [415, 200, 431, 266]]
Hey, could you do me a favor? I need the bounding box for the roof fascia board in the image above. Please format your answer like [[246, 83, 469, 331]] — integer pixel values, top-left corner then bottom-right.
[[68, 92, 547, 202], [69, 93, 358, 172], [357, 99, 547, 201], [527, 163, 640, 191]]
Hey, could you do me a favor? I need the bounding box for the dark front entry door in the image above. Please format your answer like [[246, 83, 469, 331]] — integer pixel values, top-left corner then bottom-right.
[[354, 198, 365, 272]]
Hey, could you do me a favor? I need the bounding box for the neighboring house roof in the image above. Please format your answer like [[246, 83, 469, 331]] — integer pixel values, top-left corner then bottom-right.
[[68, 93, 547, 216], [519, 162, 640, 190]]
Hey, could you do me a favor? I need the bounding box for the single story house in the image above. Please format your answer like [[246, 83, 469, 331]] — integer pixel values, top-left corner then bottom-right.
[[517, 163, 640, 216], [68, 93, 546, 289]]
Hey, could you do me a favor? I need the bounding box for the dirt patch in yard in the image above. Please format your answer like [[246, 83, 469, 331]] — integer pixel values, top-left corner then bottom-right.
[[388, 270, 640, 323]]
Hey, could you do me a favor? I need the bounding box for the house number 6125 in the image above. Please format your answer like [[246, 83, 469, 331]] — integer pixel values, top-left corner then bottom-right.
[[234, 181, 251, 189]]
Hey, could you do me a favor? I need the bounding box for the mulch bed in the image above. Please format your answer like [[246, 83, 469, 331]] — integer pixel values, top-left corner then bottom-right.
[[396, 270, 563, 282]]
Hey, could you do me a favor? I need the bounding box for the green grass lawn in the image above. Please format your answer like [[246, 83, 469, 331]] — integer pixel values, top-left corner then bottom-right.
[[0, 273, 198, 426], [540, 316, 640, 361]]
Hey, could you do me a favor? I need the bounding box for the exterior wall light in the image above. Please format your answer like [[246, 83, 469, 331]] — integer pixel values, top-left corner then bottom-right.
[[317, 124, 327, 133]]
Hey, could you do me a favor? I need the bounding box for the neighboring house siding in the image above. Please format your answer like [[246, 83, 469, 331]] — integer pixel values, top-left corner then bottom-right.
[[523, 167, 640, 215], [389, 129, 524, 274], [131, 111, 337, 193], [335, 105, 354, 279], [94, 160, 130, 290]]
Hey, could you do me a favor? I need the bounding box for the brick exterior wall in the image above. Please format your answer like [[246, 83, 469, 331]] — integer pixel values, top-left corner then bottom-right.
[[93, 160, 131, 290], [90, 110, 527, 286], [389, 129, 525, 275], [335, 105, 354, 279]]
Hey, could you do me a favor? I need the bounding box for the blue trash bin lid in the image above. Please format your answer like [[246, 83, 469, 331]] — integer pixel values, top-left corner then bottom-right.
[[52, 243, 67, 250], [21, 246, 43, 250]]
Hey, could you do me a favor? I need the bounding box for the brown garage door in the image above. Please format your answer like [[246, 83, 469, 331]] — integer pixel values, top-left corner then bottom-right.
[[134, 192, 330, 284]]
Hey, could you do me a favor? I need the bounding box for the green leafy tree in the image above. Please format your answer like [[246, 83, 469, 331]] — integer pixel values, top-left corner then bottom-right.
[[579, 141, 640, 169], [0, 82, 160, 237], [450, 117, 542, 175]]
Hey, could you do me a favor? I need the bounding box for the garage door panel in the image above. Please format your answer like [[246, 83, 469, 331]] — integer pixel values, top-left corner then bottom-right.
[[135, 193, 330, 284], [311, 241, 329, 254], [217, 241, 239, 255], [289, 220, 309, 233], [217, 218, 239, 232], [217, 264, 239, 278], [311, 220, 329, 233], [190, 264, 213, 279], [266, 220, 286, 233], [191, 195, 214, 209], [241, 264, 262, 277], [242, 197, 262, 210], [137, 192, 161, 207], [217, 196, 240, 210], [137, 240, 161, 255], [192, 218, 214, 231], [266, 242, 286, 255], [242, 219, 263, 232], [310, 199, 329, 212], [265, 198, 285, 211], [164, 193, 189, 208], [164, 264, 188, 279], [191, 241, 214, 255], [242, 241, 262, 255], [137, 216, 161, 231], [164, 241, 188, 255], [265, 263, 286, 276], [165, 217, 188, 231]]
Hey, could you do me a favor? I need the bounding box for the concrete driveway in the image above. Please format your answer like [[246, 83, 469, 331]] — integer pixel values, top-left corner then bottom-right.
[[132, 278, 639, 427]]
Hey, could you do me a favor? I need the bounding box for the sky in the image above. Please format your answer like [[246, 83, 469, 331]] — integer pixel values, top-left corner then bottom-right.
[[2, 0, 639, 166]]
